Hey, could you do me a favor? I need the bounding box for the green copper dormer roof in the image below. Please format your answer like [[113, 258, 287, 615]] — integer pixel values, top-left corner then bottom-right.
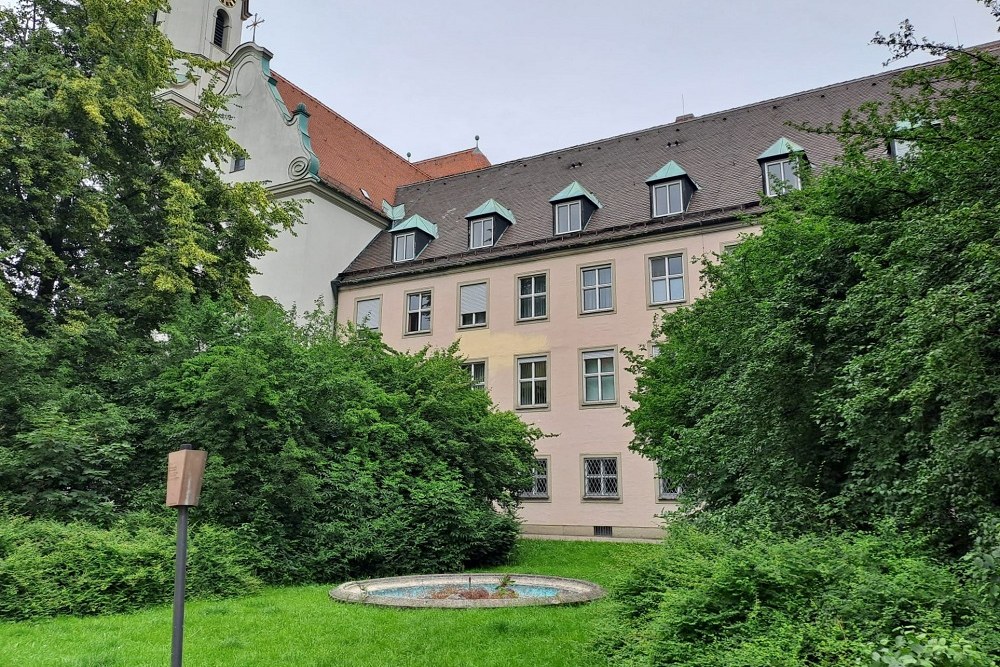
[[758, 137, 806, 161], [645, 160, 699, 189], [465, 198, 516, 224], [382, 200, 405, 222], [391, 214, 438, 239], [549, 181, 602, 208]]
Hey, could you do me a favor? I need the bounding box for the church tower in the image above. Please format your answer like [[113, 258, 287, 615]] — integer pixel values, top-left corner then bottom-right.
[[155, 0, 253, 113], [157, 0, 252, 61]]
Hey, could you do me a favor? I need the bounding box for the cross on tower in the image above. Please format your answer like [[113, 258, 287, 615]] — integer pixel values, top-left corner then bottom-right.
[[249, 13, 264, 42]]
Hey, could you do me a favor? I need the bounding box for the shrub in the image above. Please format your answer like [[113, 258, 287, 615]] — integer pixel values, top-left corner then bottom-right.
[[0, 516, 259, 621], [597, 523, 1000, 667]]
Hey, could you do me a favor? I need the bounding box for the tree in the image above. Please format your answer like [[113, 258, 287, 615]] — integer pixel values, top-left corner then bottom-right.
[[0, 0, 298, 337], [0, 0, 298, 522], [627, 18, 1000, 550]]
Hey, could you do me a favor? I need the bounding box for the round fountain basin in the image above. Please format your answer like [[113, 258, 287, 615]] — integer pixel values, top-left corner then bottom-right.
[[329, 573, 605, 609]]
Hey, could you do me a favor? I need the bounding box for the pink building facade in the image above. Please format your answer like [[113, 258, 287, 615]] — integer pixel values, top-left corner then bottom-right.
[[336, 64, 909, 539]]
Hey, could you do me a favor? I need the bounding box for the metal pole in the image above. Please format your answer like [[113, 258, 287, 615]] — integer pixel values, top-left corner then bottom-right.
[[171, 444, 192, 667]]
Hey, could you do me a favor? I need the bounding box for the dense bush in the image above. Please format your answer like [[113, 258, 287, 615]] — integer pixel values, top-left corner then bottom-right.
[[109, 298, 539, 583], [597, 524, 1000, 667], [0, 516, 259, 621], [627, 30, 1000, 552]]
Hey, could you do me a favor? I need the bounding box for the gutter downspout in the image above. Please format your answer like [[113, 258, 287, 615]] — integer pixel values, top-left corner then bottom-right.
[[330, 277, 342, 324]]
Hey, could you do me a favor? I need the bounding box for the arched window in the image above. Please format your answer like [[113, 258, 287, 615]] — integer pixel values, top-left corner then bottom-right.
[[213, 10, 229, 49]]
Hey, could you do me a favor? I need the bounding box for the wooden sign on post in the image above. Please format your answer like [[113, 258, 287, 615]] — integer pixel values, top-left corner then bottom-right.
[[166, 448, 207, 507]]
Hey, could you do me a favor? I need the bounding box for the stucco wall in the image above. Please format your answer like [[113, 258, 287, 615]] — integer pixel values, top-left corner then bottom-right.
[[338, 223, 758, 533]]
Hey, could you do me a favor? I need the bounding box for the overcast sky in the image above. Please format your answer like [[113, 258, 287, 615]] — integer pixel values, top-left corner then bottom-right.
[[242, 1, 999, 165]]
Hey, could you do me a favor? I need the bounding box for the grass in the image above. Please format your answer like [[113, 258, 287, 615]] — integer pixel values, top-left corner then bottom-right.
[[0, 539, 659, 667]]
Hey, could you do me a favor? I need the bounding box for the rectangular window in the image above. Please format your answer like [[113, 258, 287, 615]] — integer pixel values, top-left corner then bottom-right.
[[658, 475, 680, 501], [458, 282, 487, 328], [405, 290, 431, 334], [583, 457, 619, 499], [518, 274, 547, 320], [649, 254, 685, 305], [469, 217, 494, 249], [581, 264, 613, 313], [582, 349, 616, 404], [354, 297, 381, 330], [231, 156, 246, 172], [463, 361, 486, 391], [555, 201, 582, 234], [764, 158, 801, 196], [522, 458, 549, 499], [394, 232, 416, 262], [517, 355, 548, 408], [652, 181, 683, 216]]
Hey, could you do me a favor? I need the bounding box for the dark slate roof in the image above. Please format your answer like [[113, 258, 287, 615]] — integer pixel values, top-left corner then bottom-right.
[[335, 52, 963, 284]]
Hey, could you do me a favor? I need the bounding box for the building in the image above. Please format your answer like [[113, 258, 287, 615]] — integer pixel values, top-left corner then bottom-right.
[[156, 0, 489, 312], [334, 67, 913, 540]]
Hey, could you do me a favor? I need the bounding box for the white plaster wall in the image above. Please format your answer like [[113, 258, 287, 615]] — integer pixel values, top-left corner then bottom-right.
[[338, 224, 758, 534], [215, 45, 384, 312]]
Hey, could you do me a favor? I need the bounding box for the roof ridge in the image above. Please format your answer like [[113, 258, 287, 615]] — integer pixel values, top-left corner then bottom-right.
[[271, 71, 431, 180], [413, 146, 483, 164], [396, 45, 989, 190]]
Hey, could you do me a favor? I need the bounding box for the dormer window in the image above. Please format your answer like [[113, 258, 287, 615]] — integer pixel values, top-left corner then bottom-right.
[[555, 201, 581, 234], [549, 182, 601, 235], [889, 120, 914, 160], [758, 138, 806, 197], [646, 161, 697, 217], [390, 214, 438, 263], [470, 217, 494, 249], [394, 231, 415, 262], [465, 199, 515, 250]]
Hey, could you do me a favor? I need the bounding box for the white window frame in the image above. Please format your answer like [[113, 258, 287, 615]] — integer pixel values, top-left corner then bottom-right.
[[554, 200, 582, 234], [581, 349, 617, 405], [580, 264, 614, 314], [393, 231, 416, 262], [648, 253, 685, 305], [521, 457, 550, 500], [469, 217, 494, 249], [582, 456, 620, 500], [404, 290, 432, 334], [651, 180, 684, 216], [462, 360, 487, 391], [763, 158, 801, 196], [458, 282, 488, 329], [517, 273, 547, 321], [354, 296, 381, 330], [516, 355, 549, 409]]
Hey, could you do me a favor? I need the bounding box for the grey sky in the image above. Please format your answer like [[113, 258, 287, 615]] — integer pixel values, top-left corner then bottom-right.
[[243, 1, 999, 165]]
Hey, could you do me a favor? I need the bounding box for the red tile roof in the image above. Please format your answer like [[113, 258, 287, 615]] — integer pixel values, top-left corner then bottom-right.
[[413, 148, 491, 179], [272, 73, 445, 214]]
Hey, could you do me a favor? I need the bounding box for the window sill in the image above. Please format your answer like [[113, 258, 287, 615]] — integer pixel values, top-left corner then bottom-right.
[[579, 308, 615, 317], [516, 404, 550, 412], [519, 496, 551, 503], [582, 495, 621, 502], [516, 316, 549, 324], [403, 330, 432, 337], [458, 323, 488, 330], [580, 401, 618, 409]]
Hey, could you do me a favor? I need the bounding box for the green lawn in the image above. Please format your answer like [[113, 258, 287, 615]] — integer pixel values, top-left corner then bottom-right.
[[0, 539, 659, 667]]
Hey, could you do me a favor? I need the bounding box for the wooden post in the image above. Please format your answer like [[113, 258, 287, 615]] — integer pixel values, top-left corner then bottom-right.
[[166, 445, 207, 667]]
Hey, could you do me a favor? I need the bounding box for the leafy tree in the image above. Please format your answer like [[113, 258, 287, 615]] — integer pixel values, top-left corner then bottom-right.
[[0, 0, 298, 521], [0, 0, 298, 336], [627, 18, 1000, 549], [125, 298, 540, 582]]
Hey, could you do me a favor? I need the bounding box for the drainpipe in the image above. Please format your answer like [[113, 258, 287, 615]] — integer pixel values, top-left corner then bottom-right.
[[330, 277, 342, 324]]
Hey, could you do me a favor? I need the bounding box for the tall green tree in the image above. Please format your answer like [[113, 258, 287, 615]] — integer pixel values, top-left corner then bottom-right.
[[0, 0, 298, 337], [0, 0, 298, 522], [627, 20, 1000, 549]]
